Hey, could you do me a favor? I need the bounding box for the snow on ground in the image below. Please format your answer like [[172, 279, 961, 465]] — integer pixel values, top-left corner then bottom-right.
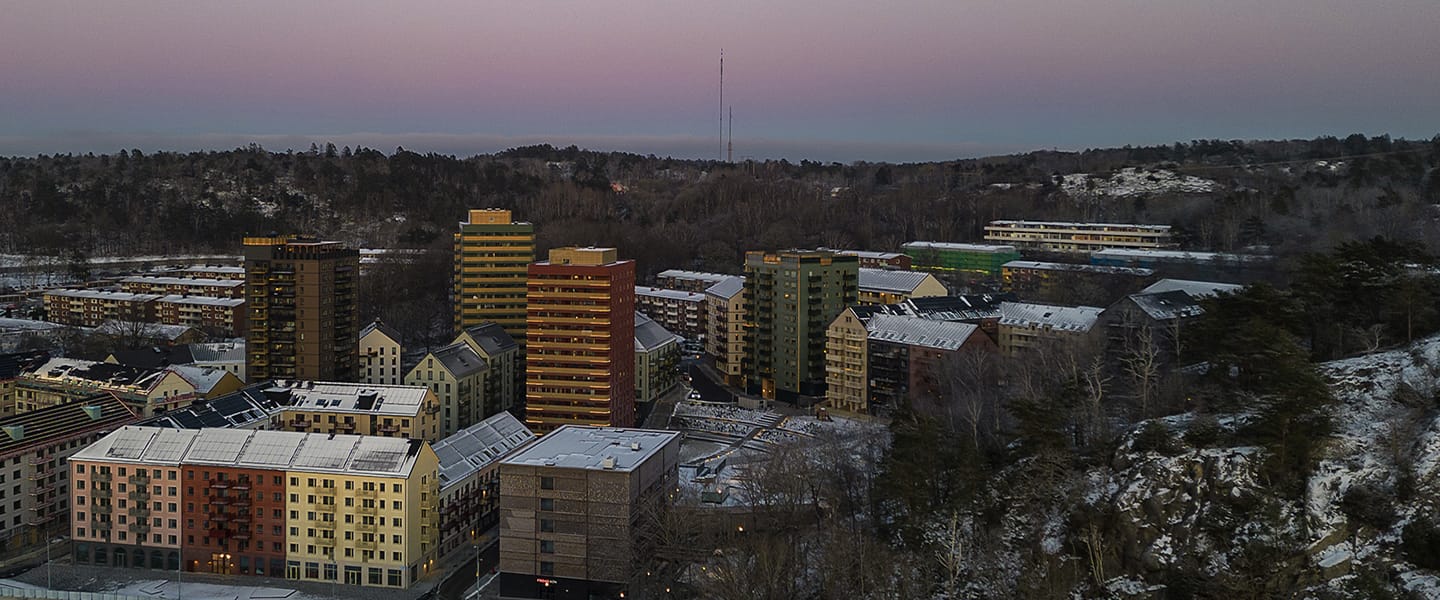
[[1060, 168, 1218, 198], [0, 578, 329, 600]]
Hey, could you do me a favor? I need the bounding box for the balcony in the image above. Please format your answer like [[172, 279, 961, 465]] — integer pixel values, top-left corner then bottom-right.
[[93, 472, 112, 483], [209, 495, 230, 505], [127, 506, 150, 518], [29, 482, 56, 496], [130, 523, 151, 536], [334, 422, 355, 432], [288, 418, 311, 429], [128, 490, 151, 503], [128, 474, 151, 486], [356, 538, 378, 550], [376, 424, 399, 434], [232, 480, 252, 491], [209, 479, 231, 490]]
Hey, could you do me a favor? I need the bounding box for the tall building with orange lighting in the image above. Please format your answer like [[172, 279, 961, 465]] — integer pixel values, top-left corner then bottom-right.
[[524, 248, 635, 433], [453, 209, 534, 342]]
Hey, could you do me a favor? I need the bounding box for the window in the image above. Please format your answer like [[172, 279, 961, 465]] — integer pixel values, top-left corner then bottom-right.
[[539, 498, 554, 511], [388, 569, 402, 587], [540, 476, 554, 490], [539, 540, 555, 554], [540, 519, 554, 533], [539, 562, 554, 576]]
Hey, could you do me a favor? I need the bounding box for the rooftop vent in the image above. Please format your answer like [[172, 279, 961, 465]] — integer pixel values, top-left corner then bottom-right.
[[2, 425, 22, 442], [630, 442, 641, 451], [601, 456, 616, 470], [83, 405, 104, 421]]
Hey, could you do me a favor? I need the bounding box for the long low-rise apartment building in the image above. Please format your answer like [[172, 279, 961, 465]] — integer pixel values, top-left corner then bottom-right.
[[434, 412, 535, 560], [154, 295, 247, 336], [984, 220, 1176, 253], [43, 290, 161, 327], [634, 286, 706, 339], [120, 276, 245, 299], [70, 426, 440, 588]]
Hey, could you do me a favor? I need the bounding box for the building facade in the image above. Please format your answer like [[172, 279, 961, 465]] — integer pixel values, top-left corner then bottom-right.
[[453, 209, 535, 343], [634, 286, 706, 339], [654, 270, 732, 293], [43, 290, 160, 327], [525, 248, 635, 433], [243, 235, 360, 382], [154, 295, 247, 337], [634, 312, 681, 404], [831, 249, 912, 270], [0, 394, 137, 564], [703, 277, 746, 387], [70, 426, 440, 588], [359, 320, 403, 386], [824, 308, 870, 414], [983, 220, 1176, 253], [434, 412, 535, 560], [271, 381, 441, 442], [902, 242, 1020, 277], [742, 250, 858, 402], [996, 302, 1105, 357], [498, 426, 681, 600], [120, 276, 245, 298], [857, 268, 948, 306]]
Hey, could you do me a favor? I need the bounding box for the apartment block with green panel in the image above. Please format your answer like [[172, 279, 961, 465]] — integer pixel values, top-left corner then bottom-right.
[[742, 249, 858, 403], [453, 209, 535, 341], [902, 241, 1020, 277]]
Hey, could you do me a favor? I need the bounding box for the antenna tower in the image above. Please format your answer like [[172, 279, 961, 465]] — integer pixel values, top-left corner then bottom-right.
[[727, 107, 733, 163], [719, 49, 725, 161]]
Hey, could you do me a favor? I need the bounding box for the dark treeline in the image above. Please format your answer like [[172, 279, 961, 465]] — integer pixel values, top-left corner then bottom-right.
[[2, 134, 1437, 281]]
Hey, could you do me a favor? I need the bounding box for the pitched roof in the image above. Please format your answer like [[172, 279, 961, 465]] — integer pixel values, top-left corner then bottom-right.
[[108, 346, 195, 370], [462, 322, 517, 356], [865, 314, 981, 351], [360, 319, 403, 346], [635, 312, 681, 352], [849, 294, 1015, 326], [188, 342, 245, 363], [139, 383, 281, 429], [434, 411, 534, 492], [998, 302, 1104, 332], [1002, 261, 1155, 277], [1125, 290, 1205, 321], [902, 241, 1018, 253], [95, 320, 200, 342], [0, 393, 137, 456], [1139, 278, 1245, 299], [167, 364, 234, 394], [703, 276, 745, 300], [0, 351, 49, 380], [29, 357, 158, 388], [73, 426, 429, 477], [859, 268, 939, 294], [432, 342, 488, 378]]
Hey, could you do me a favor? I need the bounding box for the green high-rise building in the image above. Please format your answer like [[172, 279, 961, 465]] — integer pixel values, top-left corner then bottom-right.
[[742, 249, 858, 402]]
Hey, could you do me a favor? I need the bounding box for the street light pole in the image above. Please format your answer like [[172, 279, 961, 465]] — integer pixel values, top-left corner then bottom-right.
[[45, 535, 51, 591]]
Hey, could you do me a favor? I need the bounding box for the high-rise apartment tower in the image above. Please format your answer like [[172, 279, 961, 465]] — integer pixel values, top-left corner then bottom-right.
[[243, 235, 359, 382], [743, 249, 858, 402], [525, 247, 635, 433], [454, 209, 535, 341]]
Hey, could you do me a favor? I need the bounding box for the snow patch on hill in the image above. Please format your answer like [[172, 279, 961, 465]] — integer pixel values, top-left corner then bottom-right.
[[1061, 167, 1219, 198]]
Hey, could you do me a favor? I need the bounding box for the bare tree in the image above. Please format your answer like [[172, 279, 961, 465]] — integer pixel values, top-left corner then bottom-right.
[[1121, 324, 1162, 418]]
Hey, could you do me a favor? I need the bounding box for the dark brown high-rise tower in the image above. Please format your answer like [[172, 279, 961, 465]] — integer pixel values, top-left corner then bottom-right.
[[243, 235, 359, 382]]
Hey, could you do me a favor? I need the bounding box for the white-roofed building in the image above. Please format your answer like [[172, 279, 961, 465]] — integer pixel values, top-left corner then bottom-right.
[[498, 426, 681, 600], [1139, 278, 1245, 299], [997, 301, 1105, 356], [433, 412, 534, 559], [857, 268, 948, 305], [68, 425, 440, 588], [271, 380, 442, 442]]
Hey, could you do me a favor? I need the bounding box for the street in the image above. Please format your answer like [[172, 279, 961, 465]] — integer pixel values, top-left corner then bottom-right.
[[436, 540, 499, 600]]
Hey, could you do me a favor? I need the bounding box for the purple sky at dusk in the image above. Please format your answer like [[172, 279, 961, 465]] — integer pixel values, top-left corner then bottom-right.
[[2, 0, 1437, 162]]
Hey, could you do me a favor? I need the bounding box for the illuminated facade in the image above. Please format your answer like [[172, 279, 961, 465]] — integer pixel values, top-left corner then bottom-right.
[[453, 209, 534, 342]]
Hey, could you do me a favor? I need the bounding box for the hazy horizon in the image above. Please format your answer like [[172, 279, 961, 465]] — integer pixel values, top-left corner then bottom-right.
[[3, 0, 1437, 162]]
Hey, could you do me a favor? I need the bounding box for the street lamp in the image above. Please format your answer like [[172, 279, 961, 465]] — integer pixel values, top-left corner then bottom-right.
[[45, 536, 62, 590]]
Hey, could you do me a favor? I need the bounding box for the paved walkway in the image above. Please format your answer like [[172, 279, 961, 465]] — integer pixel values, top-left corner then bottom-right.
[[7, 560, 439, 600]]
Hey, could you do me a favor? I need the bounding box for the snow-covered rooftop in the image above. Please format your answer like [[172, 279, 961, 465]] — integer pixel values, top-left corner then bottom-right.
[[902, 241, 1018, 253], [999, 302, 1103, 332], [636, 286, 707, 302], [1004, 261, 1156, 277], [434, 411, 534, 492], [866, 314, 981, 351], [1140, 278, 1245, 299], [859, 268, 940, 294], [704, 276, 745, 299], [73, 425, 428, 476], [502, 425, 679, 472]]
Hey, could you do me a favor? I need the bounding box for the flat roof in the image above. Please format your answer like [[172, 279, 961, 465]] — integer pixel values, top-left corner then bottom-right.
[[44, 289, 162, 302], [156, 295, 245, 307], [636, 286, 707, 302], [122, 276, 244, 288], [282, 381, 432, 417], [1092, 248, 1270, 262], [987, 220, 1172, 232], [501, 425, 679, 472], [656, 269, 732, 284], [903, 241, 1018, 253]]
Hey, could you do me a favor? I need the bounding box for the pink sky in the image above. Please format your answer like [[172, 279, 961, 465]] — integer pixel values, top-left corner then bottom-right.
[[2, 0, 1436, 161]]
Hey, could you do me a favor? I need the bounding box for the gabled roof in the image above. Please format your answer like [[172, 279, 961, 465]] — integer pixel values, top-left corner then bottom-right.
[[866, 314, 981, 351], [108, 346, 195, 370], [0, 393, 137, 455], [360, 319, 403, 346], [998, 302, 1104, 332], [1002, 261, 1155, 277], [188, 342, 245, 363], [849, 294, 1015, 326], [859, 268, 938, 294], [1124, 290, 1205, 321], [73, 425, 429, 477], [635, 312, 681, 352], [462, 322, 518, 357], [95, 320, 200, 342], [434, 411, 534, 492], [432, 342, 488, 378], [0, 351, 49, 380], [1139, 279, 1244, 299], [704, 276, 745, 300], [167, 364, 234, 394], [139, 383, 281, 430]]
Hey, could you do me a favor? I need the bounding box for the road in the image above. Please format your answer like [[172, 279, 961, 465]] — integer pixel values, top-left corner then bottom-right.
[[436, 540, 499, 600], [687, 362, 734, 403]]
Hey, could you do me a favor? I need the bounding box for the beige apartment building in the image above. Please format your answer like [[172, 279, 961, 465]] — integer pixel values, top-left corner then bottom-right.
[[703, 276, 745, 387], [983, 220, 1177, 253], [359, 320, 403, 386]]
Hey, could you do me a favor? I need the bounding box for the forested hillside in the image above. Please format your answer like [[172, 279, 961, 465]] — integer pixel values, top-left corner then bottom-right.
[[2, 135, 1437, 280]]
